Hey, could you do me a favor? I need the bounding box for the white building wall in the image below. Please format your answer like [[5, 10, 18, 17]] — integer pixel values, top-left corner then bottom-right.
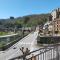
[[51, 10, 57, 20], [48, 25, 53, 31]]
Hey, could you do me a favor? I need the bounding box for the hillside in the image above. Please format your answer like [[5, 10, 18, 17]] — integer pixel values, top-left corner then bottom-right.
[[0, 13, 50, 27]]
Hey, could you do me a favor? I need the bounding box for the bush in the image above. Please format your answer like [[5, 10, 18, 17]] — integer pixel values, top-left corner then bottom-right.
[[37, 36, 56, 44]]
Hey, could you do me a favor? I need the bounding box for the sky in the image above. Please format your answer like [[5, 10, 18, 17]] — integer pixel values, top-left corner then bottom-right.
[[0, 0, 60, 19]]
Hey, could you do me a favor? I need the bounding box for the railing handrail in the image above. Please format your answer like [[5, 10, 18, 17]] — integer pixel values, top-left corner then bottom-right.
[[27, 47, 54, 60], [9, 43, 60, 60]]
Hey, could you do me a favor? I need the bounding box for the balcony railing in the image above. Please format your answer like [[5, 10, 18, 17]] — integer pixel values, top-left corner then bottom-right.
[[9, 44, 60, 60]]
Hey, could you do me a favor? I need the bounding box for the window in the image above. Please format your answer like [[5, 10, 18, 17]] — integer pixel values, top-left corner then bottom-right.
[[55, 31, 58, 34]]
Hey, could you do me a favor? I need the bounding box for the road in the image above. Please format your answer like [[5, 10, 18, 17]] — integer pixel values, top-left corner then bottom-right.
[[0, 31, 39, 60]]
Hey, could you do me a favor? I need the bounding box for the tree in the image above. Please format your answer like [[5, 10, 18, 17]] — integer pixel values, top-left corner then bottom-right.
[[0, 21, 2, 25], [5, 23, 15, 28], [14, 20, 22, 28], [17, 24, 22, 28], [24, 17, 30, 24]]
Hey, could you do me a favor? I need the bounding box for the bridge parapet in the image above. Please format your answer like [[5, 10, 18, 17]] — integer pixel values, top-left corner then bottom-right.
[[9, 44, 60, 60]]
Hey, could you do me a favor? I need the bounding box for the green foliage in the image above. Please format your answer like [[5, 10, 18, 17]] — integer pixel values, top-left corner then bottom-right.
[[14, 20, 22, 28], [37, 36, 55, 44], [0, 32, 8, 36], [0, 21, 2, 25], [0, 14, 50, 27], [0, 31, 30, 50], [5, 23, 15, 28], [24, 17, 30, 24]]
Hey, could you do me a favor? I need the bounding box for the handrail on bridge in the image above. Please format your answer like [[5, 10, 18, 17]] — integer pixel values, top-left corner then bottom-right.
[[9, 43, 60, 60]]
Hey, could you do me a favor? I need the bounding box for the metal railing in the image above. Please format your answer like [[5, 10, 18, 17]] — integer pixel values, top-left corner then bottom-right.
[[9, 44, 60, 60]]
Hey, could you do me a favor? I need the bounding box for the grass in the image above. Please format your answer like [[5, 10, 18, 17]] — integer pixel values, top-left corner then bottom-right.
[[0, 32, 8, 36]]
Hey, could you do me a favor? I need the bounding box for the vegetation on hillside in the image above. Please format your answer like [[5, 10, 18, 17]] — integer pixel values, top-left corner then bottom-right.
[[0, 14, 50, 27]]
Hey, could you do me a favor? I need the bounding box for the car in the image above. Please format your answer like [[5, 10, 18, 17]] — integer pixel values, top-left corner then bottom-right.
[[13, 47, 16, 49]]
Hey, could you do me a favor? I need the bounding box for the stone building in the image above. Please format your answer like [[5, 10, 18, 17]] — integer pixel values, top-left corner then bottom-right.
[[52, 18, 60, 34], [43, 8, 60, 35], [51, 8, 60, 34], [51, 8, 60, 20]]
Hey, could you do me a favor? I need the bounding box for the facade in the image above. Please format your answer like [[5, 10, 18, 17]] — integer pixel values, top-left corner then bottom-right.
[[51, 9, 57, 20], [51, 8, 60, 34], [43, 8, 60, 35], [51, 8, 60, 20], [52, 18, 60, 34]]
